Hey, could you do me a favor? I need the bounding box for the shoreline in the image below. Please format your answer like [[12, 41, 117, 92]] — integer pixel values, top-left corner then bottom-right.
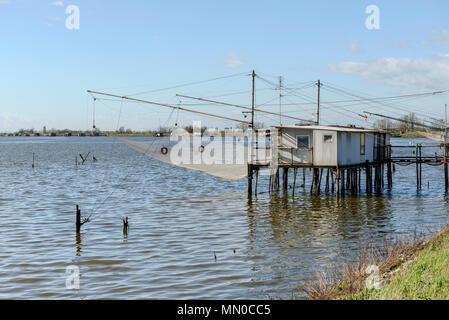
[[303, 224, 449, 300]]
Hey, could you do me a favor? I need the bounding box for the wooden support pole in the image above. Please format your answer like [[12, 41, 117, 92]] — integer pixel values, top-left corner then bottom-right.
[[353, 169, 356, 194], [325, 169, 330, 193], [416, 145, 419, 190], [311, 168, 320, 195], [331, 168, 335, 193], [32, 153, 35, 168], [346, 169, 350, 190], [76, 205, 81, 233], [341, 169, 345, 197], [282, 167, 289, 190], [247, 164, 253, 196], [292, 168, 298, 193], [275, 168, 279, 190], [419, 145, 422, 189], [336, 168, 340, 197], [365, 167, 369, 193], [445, 161, 449, 193], [310, 169, 315, 194], [123, 217, 129, 235], [359, 168, 363, 193], [303, 168, 306, 188], [374, 164, 379, 192], [318, 168, 323, 195], [255, 169, 259, 195]]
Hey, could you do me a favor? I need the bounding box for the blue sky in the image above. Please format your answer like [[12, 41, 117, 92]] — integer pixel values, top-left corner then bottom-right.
[[1, 0, 449, 132]]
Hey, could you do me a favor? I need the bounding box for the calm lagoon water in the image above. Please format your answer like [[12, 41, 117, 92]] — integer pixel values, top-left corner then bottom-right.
[[0, 136, 448, 299]]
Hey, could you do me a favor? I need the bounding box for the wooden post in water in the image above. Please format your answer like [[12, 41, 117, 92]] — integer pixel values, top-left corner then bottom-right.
[[352, 169, 355, 191], [275, 168, 280, 190], [254, 169, 259, 195], [387, 146, 392, 189], [302, 168, 306, 188], [415, 145, 418, 189], [336, 168, 340, 197], [325, 169, 330, 193], [331, 169, 335, 193], [346, 169, 350, 190], [310, 169, 314, 194], [445, 144, 449, 193], [247, 164, 253, 196], [292, 168, 297, 194], [359, 168, 362, 193], [374, 164, 379, 192], [419, 145, 422, 189], [32, 153, 35, 168], [341, 169, 345, 197], [123, 217, 129, 236], [76, 205, 81, 233], [318, 168, 324, 194], [311, 168, 321, 195], [282, 167, 289, 190]]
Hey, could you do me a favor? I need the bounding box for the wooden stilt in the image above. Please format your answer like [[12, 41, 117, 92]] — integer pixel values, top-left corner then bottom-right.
[[419, 145, 422, 189], [359, 168, 362, 193], [365, 167, 369, 193], [275, 168, 279, 190], [325, 169, 330, 193], [336, 168, 340, 197], [303, 168, 306, 188], [445, 162, 448, 193], [255, 169, 259, 195], [76, 205, 81, 233], [331, 168, 335, 193], [247, 164, 253, 196], [311, 168, 321, 195], [282, 167, 289, 190], [292, 168, 297, 194], [317, 168, 324, 194], [346, 169, 350, 190]]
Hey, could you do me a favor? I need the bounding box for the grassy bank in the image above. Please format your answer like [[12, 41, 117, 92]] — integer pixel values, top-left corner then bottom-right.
[[304, 224, 449, 300], [347, 226, 449, 300]]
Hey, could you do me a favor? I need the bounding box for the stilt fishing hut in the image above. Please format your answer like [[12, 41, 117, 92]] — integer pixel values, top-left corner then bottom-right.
[[249, 125, 391, 196]]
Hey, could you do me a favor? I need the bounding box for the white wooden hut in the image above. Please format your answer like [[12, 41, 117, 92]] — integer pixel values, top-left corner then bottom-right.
[[272, 125, 390, 167]]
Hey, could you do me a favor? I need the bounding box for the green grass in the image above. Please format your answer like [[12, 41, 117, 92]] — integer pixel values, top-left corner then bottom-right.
[[345, 231, 449, 300]]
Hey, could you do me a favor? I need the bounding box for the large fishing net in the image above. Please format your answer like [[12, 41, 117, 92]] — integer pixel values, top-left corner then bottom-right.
[[117, 128, 277, 180]]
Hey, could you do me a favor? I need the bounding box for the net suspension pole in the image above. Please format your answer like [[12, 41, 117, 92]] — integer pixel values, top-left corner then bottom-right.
[[86, 90, 251, 125]]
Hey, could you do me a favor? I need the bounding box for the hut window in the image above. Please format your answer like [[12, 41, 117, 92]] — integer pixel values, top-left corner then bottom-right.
[[360, 133, 366, 155], [296, 135, 310, 148], [323, 135, 333, 143]]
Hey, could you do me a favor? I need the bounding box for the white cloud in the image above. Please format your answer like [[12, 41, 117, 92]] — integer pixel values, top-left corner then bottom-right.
[[329, 54, 449, 89], [224, 53, 246, 68], [51, 1, 64, 7], [225, 59, 245, 68]]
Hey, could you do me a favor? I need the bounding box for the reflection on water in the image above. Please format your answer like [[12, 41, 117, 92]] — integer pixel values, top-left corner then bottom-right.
[[0, 136, 448, 299]]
